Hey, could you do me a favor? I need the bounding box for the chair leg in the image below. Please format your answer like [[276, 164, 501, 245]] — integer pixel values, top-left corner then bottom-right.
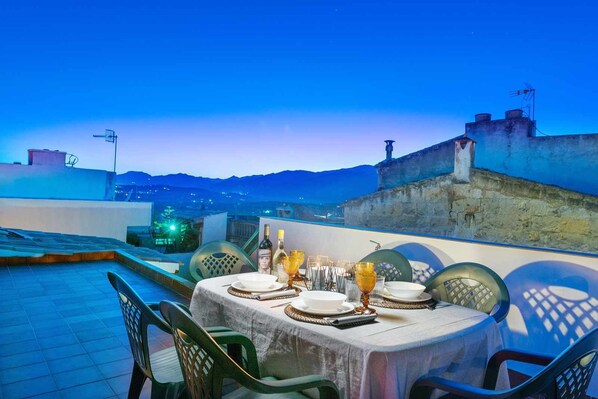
[[128, 362, 147, 399]]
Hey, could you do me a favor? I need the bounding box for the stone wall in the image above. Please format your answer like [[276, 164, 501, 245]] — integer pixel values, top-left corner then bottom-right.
[[377, 138, 456, 190], [378, 112, 598, 196], [343, 169, 598, 254]]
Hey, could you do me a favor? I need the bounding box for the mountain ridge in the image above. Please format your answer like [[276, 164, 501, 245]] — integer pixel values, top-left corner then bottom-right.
[[116, 165, 378, 203]]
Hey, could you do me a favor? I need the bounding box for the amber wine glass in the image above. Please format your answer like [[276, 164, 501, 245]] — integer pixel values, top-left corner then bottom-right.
[[285, 250, 304, 289], [355, 262, 377, 314]]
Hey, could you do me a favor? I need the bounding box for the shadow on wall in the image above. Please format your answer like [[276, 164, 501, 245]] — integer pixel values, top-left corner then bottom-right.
[[502, 261, 597, 355], [390, 242, 450, 284]]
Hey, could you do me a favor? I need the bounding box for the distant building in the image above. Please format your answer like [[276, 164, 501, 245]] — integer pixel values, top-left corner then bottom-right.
[[0, 149, 151, 241], [344, 110, 598, 253], [0, 149, 116, 200]]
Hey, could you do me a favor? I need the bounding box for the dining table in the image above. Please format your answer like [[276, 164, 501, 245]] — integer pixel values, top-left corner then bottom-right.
[[189, 274, 507, 399]]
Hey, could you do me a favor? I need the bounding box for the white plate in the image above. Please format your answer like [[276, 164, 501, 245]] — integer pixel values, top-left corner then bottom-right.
[[291, 299, 355, 316], [383, 291, 433, 303], [232, 281, 284, 293]]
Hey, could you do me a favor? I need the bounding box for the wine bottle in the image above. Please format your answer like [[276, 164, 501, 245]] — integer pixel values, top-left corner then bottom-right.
[[257, 224, 273, 274], [272, 229, 288, 282]]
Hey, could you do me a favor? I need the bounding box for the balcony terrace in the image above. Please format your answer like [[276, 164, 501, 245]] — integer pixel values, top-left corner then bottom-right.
[[0, 218, 596, 398]]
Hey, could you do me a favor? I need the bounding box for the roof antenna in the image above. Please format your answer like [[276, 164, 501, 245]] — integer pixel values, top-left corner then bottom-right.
[[510, 83, 535, 122]]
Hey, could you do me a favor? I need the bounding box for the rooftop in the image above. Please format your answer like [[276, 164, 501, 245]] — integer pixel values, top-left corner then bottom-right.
[[0, 259, 188, 399]]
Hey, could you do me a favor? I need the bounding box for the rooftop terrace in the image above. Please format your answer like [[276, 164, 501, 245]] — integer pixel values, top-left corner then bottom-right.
[[0, 260, 188, 399]]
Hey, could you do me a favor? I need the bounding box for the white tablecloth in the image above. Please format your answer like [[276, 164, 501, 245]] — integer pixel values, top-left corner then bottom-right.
[[190, 275, 506, 399]]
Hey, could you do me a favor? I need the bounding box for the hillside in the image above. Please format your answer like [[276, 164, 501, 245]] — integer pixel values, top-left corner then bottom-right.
[[116, 165, 378, 203]]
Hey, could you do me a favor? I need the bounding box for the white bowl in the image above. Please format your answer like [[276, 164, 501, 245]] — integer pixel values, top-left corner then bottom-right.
[[299, 291, 347, 310], [237, 273, 278, 290], [385, 282, 426, 299]]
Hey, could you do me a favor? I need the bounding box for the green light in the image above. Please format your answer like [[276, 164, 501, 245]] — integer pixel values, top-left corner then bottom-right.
[[169, 225, 176, 231]]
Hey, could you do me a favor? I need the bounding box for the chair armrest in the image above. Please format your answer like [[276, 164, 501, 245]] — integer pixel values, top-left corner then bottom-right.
[[410, 376, 511, 399], [483, 349, 555, 389], [258, 375, 340, 399], [210, 331, 261, 378]]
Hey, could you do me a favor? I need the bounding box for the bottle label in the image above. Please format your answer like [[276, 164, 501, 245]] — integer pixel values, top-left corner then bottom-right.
[[257, 249, 272, 274]]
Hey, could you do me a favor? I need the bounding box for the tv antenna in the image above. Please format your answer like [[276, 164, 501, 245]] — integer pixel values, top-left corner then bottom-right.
[[510, 83, 535, 122], [92, 129, 118, 173]]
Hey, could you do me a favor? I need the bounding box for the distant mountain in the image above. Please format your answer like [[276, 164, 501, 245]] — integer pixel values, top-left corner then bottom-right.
[[116, 165, 378, 203]]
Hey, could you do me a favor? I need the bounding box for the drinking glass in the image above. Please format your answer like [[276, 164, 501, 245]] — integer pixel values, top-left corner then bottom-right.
[[285, 250, 304, 289], [370, 275, 386, 304], [355, 262, 377, 314], [335, 260, 354, 293], [305, 255, 330, 290]]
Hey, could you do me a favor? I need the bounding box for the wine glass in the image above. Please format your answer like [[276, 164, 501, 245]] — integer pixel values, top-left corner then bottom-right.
[[285, 250, 304, 289], [290, 250, 305, 269], [354, 262, 377, 314]]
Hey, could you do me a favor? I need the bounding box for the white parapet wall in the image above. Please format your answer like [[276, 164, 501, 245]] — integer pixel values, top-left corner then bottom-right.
[[0, 198, 152, 242], [262, 217, 598, 394]]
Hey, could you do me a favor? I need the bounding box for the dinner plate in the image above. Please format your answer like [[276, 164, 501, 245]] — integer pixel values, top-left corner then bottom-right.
[[383, 291, 433, 303], [291, 299, 355, 316], [231, 281, 284, 293]]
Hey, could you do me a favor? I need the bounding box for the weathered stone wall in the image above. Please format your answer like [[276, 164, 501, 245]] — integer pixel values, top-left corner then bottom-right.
[[378, 112, 598, 196], [465, 114, 598, 196], [344, 169, 598, 254], [377, 138, 456, 190]]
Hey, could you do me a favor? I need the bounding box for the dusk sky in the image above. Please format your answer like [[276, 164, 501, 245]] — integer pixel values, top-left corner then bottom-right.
[[1, 1, 597, 178]]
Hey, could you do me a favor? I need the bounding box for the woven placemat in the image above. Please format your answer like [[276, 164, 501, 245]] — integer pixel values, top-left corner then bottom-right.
[[227, 286, 301, 300], [284, 304, 359, 326], [370, 297, 436, 310]]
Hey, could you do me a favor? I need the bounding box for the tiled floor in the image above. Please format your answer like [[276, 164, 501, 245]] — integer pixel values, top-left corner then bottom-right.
[[0, 260, 189, 399]]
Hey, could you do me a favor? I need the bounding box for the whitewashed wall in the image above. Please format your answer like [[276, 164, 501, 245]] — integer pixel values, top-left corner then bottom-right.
[[0, 163, 115, 200], [0, 198, 152, 241], [262, 217, 598, 393]]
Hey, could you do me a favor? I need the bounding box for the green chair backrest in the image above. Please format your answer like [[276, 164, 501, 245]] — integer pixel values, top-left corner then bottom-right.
[[107, 272, 172, 380], [159, 300, 340, 399], [189, 240, 257, 282], [424, 262, 510, 323], [359, 249, 413, 282], [411, 327, 597, 399]]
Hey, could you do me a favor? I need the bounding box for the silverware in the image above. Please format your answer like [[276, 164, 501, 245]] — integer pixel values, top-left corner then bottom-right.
[[270, 301, 293, 308], [221, 283, 232, 287]]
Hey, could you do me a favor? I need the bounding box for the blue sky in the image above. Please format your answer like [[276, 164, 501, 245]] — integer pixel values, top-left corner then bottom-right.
[[1, 0, 597, 177]]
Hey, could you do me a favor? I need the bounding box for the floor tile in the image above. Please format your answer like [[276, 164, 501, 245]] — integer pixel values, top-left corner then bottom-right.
[[1, 375, 57, 399], [0, 361, 50, 385], [59, 380, 115, 399], [37, 333, 79, 350], [97, 359, 134, 379], [47, 353, 95, 374], [0, 350, 45, 371], [53, 365, 104, 390], [88, 346, 132, 365], [34, 325, 72, 339], [42, 343, 86, 361], [105, 373, 132, 396], [75, 327, 116, 343], [0, 339, 40, 357], [82, 336, 124, 353]]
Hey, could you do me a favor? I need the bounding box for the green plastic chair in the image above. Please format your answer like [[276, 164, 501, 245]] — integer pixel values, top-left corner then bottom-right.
[[410, 327, 598, 399], [189, 240, 257, 282], [107, 272, 230, 398], [359, 249, 413, 282], [423, 262, 510, 323], [159, 300, 341, 399]]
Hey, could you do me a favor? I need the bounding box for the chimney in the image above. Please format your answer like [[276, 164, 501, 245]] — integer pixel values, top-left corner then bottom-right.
[[505, 109, 523, 119], [454, 137, 475, 183], [384, 140, 395, 162], [474, 113, 491, 122]]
